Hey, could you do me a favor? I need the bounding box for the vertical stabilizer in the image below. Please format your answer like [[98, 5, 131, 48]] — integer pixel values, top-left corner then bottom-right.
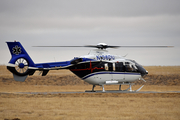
[[6, 41, 36, 81]]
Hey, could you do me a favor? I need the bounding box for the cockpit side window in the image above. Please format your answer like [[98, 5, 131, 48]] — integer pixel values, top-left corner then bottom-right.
[[131, 65, 137, 72], [125, 62, 137, 72], [125, 65, 132, 72]]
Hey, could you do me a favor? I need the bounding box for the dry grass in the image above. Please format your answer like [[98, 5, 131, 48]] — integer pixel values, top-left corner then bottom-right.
[[0, 65, 180, 120], [144, 66, 180, 75], [0, 93, 180, 120]]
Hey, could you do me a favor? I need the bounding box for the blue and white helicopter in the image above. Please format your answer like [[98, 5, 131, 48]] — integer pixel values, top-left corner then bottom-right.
[[7, 41, 169, 92]]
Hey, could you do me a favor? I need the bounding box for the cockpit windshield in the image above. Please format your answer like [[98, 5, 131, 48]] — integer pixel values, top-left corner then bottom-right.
[[127, 59, 148, 77]]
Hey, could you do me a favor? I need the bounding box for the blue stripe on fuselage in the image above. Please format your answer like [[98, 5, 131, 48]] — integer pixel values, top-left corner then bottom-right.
[[35, 61, 71, 68], [82, 72, 141, 80]]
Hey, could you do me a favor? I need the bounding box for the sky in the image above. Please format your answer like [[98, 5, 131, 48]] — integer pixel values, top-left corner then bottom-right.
[[0, 0, 180, 66]]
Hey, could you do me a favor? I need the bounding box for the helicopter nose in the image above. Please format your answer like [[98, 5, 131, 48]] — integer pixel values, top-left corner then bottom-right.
[[135, 64, 148, 77], [141, 69, 148, 77]]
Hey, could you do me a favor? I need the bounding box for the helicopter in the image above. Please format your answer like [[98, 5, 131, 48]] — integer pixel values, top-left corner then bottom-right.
[[6, 41, 171, 92]]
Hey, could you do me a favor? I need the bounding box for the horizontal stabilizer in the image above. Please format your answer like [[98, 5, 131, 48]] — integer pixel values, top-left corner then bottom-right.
[[29, 70, 36, 76], [13, 74, 28, 82]]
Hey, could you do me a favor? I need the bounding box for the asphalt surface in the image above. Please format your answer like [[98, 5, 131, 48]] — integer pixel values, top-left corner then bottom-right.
[[1, 90, 180, 95]]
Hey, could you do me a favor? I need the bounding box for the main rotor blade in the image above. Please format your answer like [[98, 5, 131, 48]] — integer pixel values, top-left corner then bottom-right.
[[33, 46, 85, 47], [33, 45, 174, 48], [118, 46, 174, 48], [33, 45, 121, 49]]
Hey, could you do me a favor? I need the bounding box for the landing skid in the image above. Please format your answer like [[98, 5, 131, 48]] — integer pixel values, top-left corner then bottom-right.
[[85, 84, 144, 92], [85, 78, 146, 92]]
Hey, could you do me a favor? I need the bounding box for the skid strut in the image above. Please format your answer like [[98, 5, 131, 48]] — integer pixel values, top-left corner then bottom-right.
[[92, 85, 96, 92], [119, 85, 121, 91], [120, 83, 144, 92], [129, 84, 132, 92], [102, 85, 105, 92]]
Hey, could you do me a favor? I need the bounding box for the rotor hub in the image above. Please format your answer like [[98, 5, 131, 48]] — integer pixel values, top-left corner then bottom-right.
[[97, 43, 108, 49]]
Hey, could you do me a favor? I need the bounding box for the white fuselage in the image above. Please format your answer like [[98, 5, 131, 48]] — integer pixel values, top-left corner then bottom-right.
[[82, 71, 141, 85], [74, 49, 143, 85]]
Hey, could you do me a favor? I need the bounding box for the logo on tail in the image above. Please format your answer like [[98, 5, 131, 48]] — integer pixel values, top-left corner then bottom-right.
[[12, 45, 21, 55]]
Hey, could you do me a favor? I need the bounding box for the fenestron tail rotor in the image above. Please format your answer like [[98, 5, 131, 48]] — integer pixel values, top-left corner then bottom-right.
[[15, 58, 29, 74]]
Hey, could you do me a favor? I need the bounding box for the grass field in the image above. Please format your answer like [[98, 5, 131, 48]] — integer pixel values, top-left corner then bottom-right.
[[0, 93, 180, 120], [0, 65, 180, 120]]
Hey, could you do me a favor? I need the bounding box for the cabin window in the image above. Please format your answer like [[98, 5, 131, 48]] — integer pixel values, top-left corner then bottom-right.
[[115, 62, 125, 72], [108, 63, 113, 71], [105, 63, 108, 71], [104, 63, 113, 71]]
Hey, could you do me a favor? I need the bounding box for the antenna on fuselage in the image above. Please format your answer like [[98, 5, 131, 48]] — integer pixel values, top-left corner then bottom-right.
[[123, 54, 128, 57]]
